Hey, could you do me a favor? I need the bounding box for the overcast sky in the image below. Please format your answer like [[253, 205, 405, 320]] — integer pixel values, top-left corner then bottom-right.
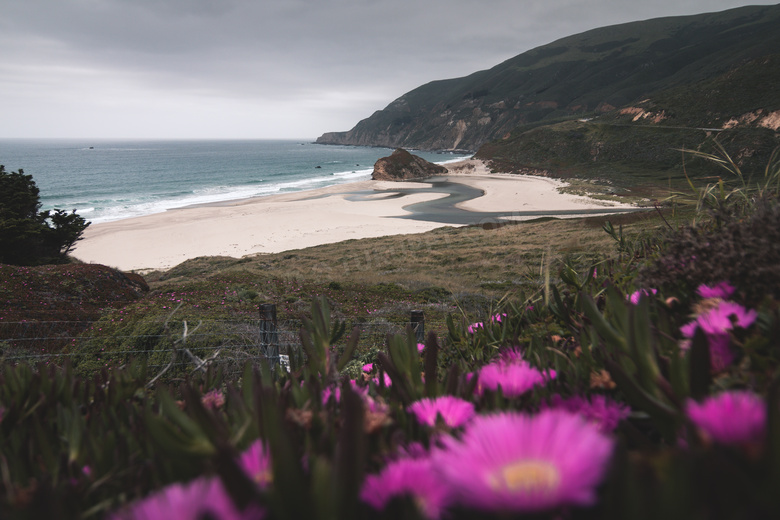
[[1, 0, 775, 139]]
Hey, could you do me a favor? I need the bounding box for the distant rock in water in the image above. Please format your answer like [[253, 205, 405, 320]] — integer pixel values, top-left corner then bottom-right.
[[371, 148, 447, 181]]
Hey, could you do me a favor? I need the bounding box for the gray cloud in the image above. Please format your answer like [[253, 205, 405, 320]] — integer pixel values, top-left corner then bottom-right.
[[1, 0, 774, 138]]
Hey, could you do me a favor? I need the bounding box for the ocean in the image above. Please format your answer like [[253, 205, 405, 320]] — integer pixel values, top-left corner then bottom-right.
[[0, 139, 469, 224]]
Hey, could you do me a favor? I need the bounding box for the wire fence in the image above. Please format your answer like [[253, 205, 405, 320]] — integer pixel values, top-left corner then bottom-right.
[[0, 308, 448, 381]]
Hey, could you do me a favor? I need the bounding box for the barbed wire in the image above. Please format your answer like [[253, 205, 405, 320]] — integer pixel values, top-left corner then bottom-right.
[[0, 318, 449, 370]]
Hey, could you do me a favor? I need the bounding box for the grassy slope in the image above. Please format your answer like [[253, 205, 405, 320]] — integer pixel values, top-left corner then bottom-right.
[[1, 204, 679, 346], [142, 209, 667, 316], [475, 53, 780, 187], [318, 5, 780, 152]]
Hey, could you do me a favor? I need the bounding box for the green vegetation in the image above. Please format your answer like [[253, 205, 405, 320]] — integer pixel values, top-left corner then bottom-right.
[[319, 7, 780, 196], [1, 52, 779, 513], [478, 123, 778, 192], [318, 5, 780, 155], [2, 165, 780, 517], [0, 165, 90, 266], [476, 53, 780, 187]]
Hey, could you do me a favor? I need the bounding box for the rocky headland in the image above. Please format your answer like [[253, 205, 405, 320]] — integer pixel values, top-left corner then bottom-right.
[[371, 148, 448, 181]]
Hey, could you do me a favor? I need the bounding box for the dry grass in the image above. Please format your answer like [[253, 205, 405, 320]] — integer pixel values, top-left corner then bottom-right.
[[146, 209, 663, 297]]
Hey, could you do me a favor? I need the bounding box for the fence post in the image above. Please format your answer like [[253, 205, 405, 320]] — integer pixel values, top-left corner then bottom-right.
[[411, 310, 425, 345], [259, 303, 279, 368]]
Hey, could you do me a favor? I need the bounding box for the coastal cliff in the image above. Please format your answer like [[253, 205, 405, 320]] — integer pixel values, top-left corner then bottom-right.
[[316, 4, 780, 175]]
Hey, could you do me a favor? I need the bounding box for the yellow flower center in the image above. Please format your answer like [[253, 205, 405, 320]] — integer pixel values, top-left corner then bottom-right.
[[414, 495, 431, 516], [254, 470, 273, 486], [489, 460, 560, 494]]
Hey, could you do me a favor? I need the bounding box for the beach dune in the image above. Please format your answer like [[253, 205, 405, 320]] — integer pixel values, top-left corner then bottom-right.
[[73, 160, 634, 272]]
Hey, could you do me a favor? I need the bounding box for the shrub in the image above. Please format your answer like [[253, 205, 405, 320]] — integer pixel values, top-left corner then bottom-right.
[[415, 285, 452, 303], [638, 194, 780, 305], [0, 165, 90, 265]]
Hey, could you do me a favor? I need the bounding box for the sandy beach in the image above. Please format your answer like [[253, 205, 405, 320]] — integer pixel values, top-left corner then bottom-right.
[[73, 159, 636, 272]]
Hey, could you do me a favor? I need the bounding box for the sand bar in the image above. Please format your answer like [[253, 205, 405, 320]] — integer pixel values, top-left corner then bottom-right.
[[73, 159, 636, 272]]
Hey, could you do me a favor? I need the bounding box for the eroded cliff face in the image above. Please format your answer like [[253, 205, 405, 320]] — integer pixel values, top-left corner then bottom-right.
[[723, 109, 780, 131], [371, 148, 448, 181], [315, 96, 525, 153]]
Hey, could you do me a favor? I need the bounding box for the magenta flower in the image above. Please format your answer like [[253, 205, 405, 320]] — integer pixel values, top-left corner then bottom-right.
[[694, 301, 757, 333], [238, 439, 273, 488], [364, 394, 390, 414], [686, 391, 766, 446], [322, 385, 340, 404], [680, 322, 736, 372], [362, 363, 374, 373], [372, 372, 393, 387], [361, 456, 450, 519], [111, 476, 262, 520], [201, 389, 226, 410], [681, 300, 757, 372], [408, 396, 476, 428], [706, 334, 737, 373], [468, 314, 506, 333], [417, 343, 426, 353], [547, 394, 630, 432], [628, 288, 657, 304], [396, 441, 431, 460], [476, 360, 553, 397], [697, 281, 735, 299], [467, 322, 484, 334], [322, 381, 369, 404], [434, 410, 614, 513], [498, 346, 525, 364]]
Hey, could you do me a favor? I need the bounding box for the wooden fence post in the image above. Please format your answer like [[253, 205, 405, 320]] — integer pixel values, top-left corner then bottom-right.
[[259, 303, 279, 367], [411, 310, 425, 345]]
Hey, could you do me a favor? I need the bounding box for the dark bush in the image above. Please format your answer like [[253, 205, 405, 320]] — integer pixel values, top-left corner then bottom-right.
[[638, 194, 780, 305], [415, 285, 453, 303], [0, 165, 90, 265]]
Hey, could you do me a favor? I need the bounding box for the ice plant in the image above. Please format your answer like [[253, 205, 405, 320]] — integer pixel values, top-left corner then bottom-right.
[[238, 439, 273, 488], [111, 476, 261, 520], [467, 321, 484, 334], [498, 346, 525, 364], [201, 389, 226, 410], [361, 456, 450, 519], [628, 288, 657, 304], [434, 410, 614, 513], [686, 390, 766, 446], [321, 385, 340, 405], [698, 301, 757, 332], [547, 394, 630, 432], [697, 281, 735, 299], [681, 300, 758, 372], [469, 313, 507, 333], [322, 380, 369, 404], [476, 359, 554, 397], [372, 372, 393, 387], [408, 396, 476, 428]]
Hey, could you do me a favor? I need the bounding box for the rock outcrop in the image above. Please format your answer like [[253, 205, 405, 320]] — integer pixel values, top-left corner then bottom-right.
[[371, 149, 448, 181]]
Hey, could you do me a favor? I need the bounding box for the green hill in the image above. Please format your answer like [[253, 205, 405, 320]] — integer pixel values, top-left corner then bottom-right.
[[316, 4, 780, 169], [476, 53, 780, 186]]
